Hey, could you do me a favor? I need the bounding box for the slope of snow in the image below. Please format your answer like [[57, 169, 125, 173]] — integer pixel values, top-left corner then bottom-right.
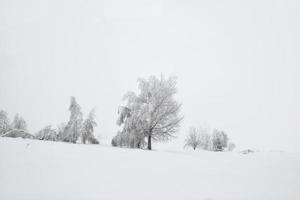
[[0, 138, 300, 200]]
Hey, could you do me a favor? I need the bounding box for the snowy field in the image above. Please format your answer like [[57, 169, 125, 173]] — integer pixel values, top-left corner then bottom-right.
[[0, 138, 300, 200]]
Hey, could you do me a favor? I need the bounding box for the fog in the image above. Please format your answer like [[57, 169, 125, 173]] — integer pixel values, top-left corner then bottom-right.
[[1, 0, 299, 151]]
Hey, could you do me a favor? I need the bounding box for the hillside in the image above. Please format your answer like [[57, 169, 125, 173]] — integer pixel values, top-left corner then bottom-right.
[[0, 138, 300, 200]]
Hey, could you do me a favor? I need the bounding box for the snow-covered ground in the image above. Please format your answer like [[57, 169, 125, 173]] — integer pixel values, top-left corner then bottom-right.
[[0, 138, 300, 200]]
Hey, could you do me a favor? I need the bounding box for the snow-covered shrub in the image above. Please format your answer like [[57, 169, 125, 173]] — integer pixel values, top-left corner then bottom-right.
[[211, 129, 228, 151], [36, 125, 58, 141]]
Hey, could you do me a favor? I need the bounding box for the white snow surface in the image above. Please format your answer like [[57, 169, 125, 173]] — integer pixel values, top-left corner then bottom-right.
[[0, 138, 300, 200]]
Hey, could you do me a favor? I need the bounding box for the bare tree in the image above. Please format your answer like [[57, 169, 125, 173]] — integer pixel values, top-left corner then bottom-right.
[[115, 75, 183, 150], [184, 127, 201, 150]]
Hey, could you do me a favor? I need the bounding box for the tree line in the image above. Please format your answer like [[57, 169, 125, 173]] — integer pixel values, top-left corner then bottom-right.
[[0, 74, 235, 151], [0, 96, 98, 144], [184, 126, 235, 151]]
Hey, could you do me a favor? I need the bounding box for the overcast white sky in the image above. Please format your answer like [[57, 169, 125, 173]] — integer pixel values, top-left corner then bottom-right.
[[1, 0, 299, 151]]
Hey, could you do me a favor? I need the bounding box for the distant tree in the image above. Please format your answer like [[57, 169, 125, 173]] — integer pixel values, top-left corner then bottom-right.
[[211, 129, 228, 151], [57, 123, 66, 141], [115, 75, 183, 150], [184, 127, 201, 150], [198, 126, 212, 150], [81, 109, 98, 144], [36, 125, 58, 141], [228, 142, 236, 151], [0, 110, 11, 135], [11, 114, 27, 131], [61, 97, 83, 143]]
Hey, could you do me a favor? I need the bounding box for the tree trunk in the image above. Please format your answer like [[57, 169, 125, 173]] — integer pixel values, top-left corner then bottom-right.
[[147, 135, 152, 150]]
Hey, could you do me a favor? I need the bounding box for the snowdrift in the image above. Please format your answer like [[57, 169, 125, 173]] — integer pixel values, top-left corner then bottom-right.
[[0, 138, 299, 200], [2, 129, 35, 139]]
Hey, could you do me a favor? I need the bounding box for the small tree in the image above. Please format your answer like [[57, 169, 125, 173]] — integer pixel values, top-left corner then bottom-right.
[[81, 109, 98, 144], [184, 127, 201, 150], [61, 97, 83, 143], [0, 110, 11, 135], [11, 114, 27, 131]]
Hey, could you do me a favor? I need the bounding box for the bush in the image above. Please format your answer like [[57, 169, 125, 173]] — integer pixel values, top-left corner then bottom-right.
[[111, 135, 120, 147], [36, 125, 58, 141], [87, 136, 99, 144]]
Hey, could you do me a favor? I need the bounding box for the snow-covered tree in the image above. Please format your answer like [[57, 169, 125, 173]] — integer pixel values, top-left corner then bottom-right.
[[57, 123, 66, 141], [211, 129, 228, 151], [36, 125, 58, 141], [61, 97, 83, 143], [184, 127, 201, 150], [11, 114, 27, 131], [115, 75, 183, 150], [81, 109, 99, 144], [0, 110, 11, 135]]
